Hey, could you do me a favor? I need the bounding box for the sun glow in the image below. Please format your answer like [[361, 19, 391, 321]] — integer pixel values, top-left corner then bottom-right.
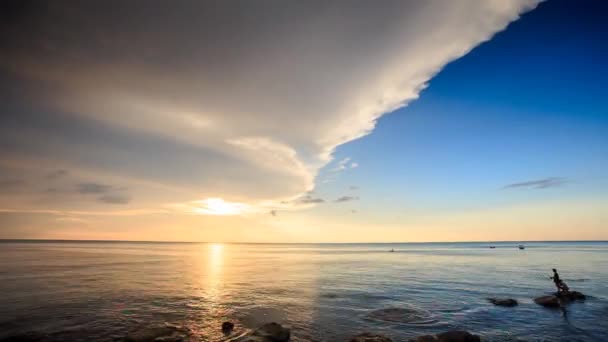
[[193, 198, 250, 216]]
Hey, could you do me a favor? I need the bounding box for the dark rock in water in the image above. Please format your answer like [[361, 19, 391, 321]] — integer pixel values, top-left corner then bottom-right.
[[436, 331, 481, 342], [487, 297, 518, 307], [1, 332, 46, 342], [557, 291, 586, 301], [243, 322, 290, 342], [320, 293, 339, 299], [534, 295, 560, 308], [349, 332, 393, 342], [408, 331, 481, 342], [222, 321, 235, 334], [411, 335, 438, 342], [124, 325, 185, 342], [367, 307, 435, 324]]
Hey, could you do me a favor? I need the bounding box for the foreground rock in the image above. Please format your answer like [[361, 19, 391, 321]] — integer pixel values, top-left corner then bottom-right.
[[235, 322, 290, 342], [409, 331, 481, 342], [487, 298, 518, 307], [349, 332, 393, 342], [124, 325, 186, 342]]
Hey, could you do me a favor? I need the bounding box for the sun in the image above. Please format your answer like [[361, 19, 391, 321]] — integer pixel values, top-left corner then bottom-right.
[[193, 198, 250, 216]]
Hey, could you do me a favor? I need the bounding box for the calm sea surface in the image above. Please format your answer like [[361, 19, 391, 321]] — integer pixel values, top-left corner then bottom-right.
[[0, 241, 607, 341]]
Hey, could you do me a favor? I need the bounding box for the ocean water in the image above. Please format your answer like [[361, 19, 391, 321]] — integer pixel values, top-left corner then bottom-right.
[[0, 241, 607, 342]]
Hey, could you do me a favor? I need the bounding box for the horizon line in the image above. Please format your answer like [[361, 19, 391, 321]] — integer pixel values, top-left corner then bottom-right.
[[1, 238, 607, 244]]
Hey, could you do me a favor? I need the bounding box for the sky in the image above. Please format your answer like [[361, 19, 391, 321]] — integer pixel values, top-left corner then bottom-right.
[[0, 0, 606, 242]]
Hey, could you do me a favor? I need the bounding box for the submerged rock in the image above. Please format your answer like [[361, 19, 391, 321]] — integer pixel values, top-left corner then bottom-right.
[[408, 331, 481, 342], [411, 335, 438, 342], [534, 295, 560, 308], [367, 307, 435, 324], [349, 332, 392, 342], [436, 331, 481, 342], [487, 298, 518, 307], [124, 325, 186, 342], [235, 322, 290, 342]]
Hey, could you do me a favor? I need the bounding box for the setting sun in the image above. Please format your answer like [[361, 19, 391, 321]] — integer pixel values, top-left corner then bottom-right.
[[193, 198, 251, 216]]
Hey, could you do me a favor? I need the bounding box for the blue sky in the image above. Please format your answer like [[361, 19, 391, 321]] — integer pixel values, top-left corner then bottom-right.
[[319, 0, 608, 217]]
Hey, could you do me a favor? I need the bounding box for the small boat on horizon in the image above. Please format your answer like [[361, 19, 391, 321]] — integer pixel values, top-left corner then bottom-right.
[[518, 244, 525, 250]]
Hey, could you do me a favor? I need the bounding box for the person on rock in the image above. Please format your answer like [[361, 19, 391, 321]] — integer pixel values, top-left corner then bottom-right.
[[551, 268, 570, 295]]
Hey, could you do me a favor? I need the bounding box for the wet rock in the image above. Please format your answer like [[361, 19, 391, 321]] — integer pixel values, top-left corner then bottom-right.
[[1, 332, 46, 342], [436, 331, 481, 342], [124, 326, 185, 342], [349, 332, 392, 342], [367, 307, 435, 324], [408, 331, 480, 342], [251, 322, 291, 342], [487, 298, 518, 307], [557, 291, 586, 301], [534, 295, 560, 308], [222, 321, 235, 334]]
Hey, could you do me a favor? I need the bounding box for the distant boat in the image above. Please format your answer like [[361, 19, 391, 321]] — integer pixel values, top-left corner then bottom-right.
[[389, 248, 395, 252], [489, 246, 496, 249], [518, 245, 525, 250]]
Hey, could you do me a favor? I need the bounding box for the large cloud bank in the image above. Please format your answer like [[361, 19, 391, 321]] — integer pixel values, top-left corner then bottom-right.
[[0, 0, 539, 212]]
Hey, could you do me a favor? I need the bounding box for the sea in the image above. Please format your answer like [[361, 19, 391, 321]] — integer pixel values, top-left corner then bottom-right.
[[0, 241, 607, 341]]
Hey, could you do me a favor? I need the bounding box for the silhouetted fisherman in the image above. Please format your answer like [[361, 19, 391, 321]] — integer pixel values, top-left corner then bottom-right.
[[551, 268, 570, 295]]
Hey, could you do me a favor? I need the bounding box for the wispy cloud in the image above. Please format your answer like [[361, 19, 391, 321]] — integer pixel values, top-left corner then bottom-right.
[[0, 179, 25, 189], [77, 183, 113, 194], [334, 196, 359, 203], [504, 177, 568, 189], [46, 169, 68, 180], [330, 157, 359, 172], [97, 194, 131, 205], [298, 195, 325, 204]]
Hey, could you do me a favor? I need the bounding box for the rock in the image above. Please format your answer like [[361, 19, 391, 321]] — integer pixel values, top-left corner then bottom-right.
[[124, 326, 185, 342], [349, 332, 393, 342], [251, 322, 290, 341], [412, 335, 438, 342], [436, 331, 481, 342], [557, 291, 586, 301], [408, 331, 480, 342], [534, 295, 560, 308], [367, 307, 435, 324], [487, 298, 518, 307], [222, 321, 235, 334]]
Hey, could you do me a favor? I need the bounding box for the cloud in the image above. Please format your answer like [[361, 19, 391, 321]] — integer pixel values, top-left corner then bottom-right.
[[349, 186, 359, 191], [298, 195, 326, 204], [0, 1, 540, 213], [0, 179, 25, 189], [334, 196, 359, 203], [330, 157, 359, 173], [504, 177, 568, 189], [97, 194, 131, 205], [46, 169, 68, 180], [77, 183, 113, 194]]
